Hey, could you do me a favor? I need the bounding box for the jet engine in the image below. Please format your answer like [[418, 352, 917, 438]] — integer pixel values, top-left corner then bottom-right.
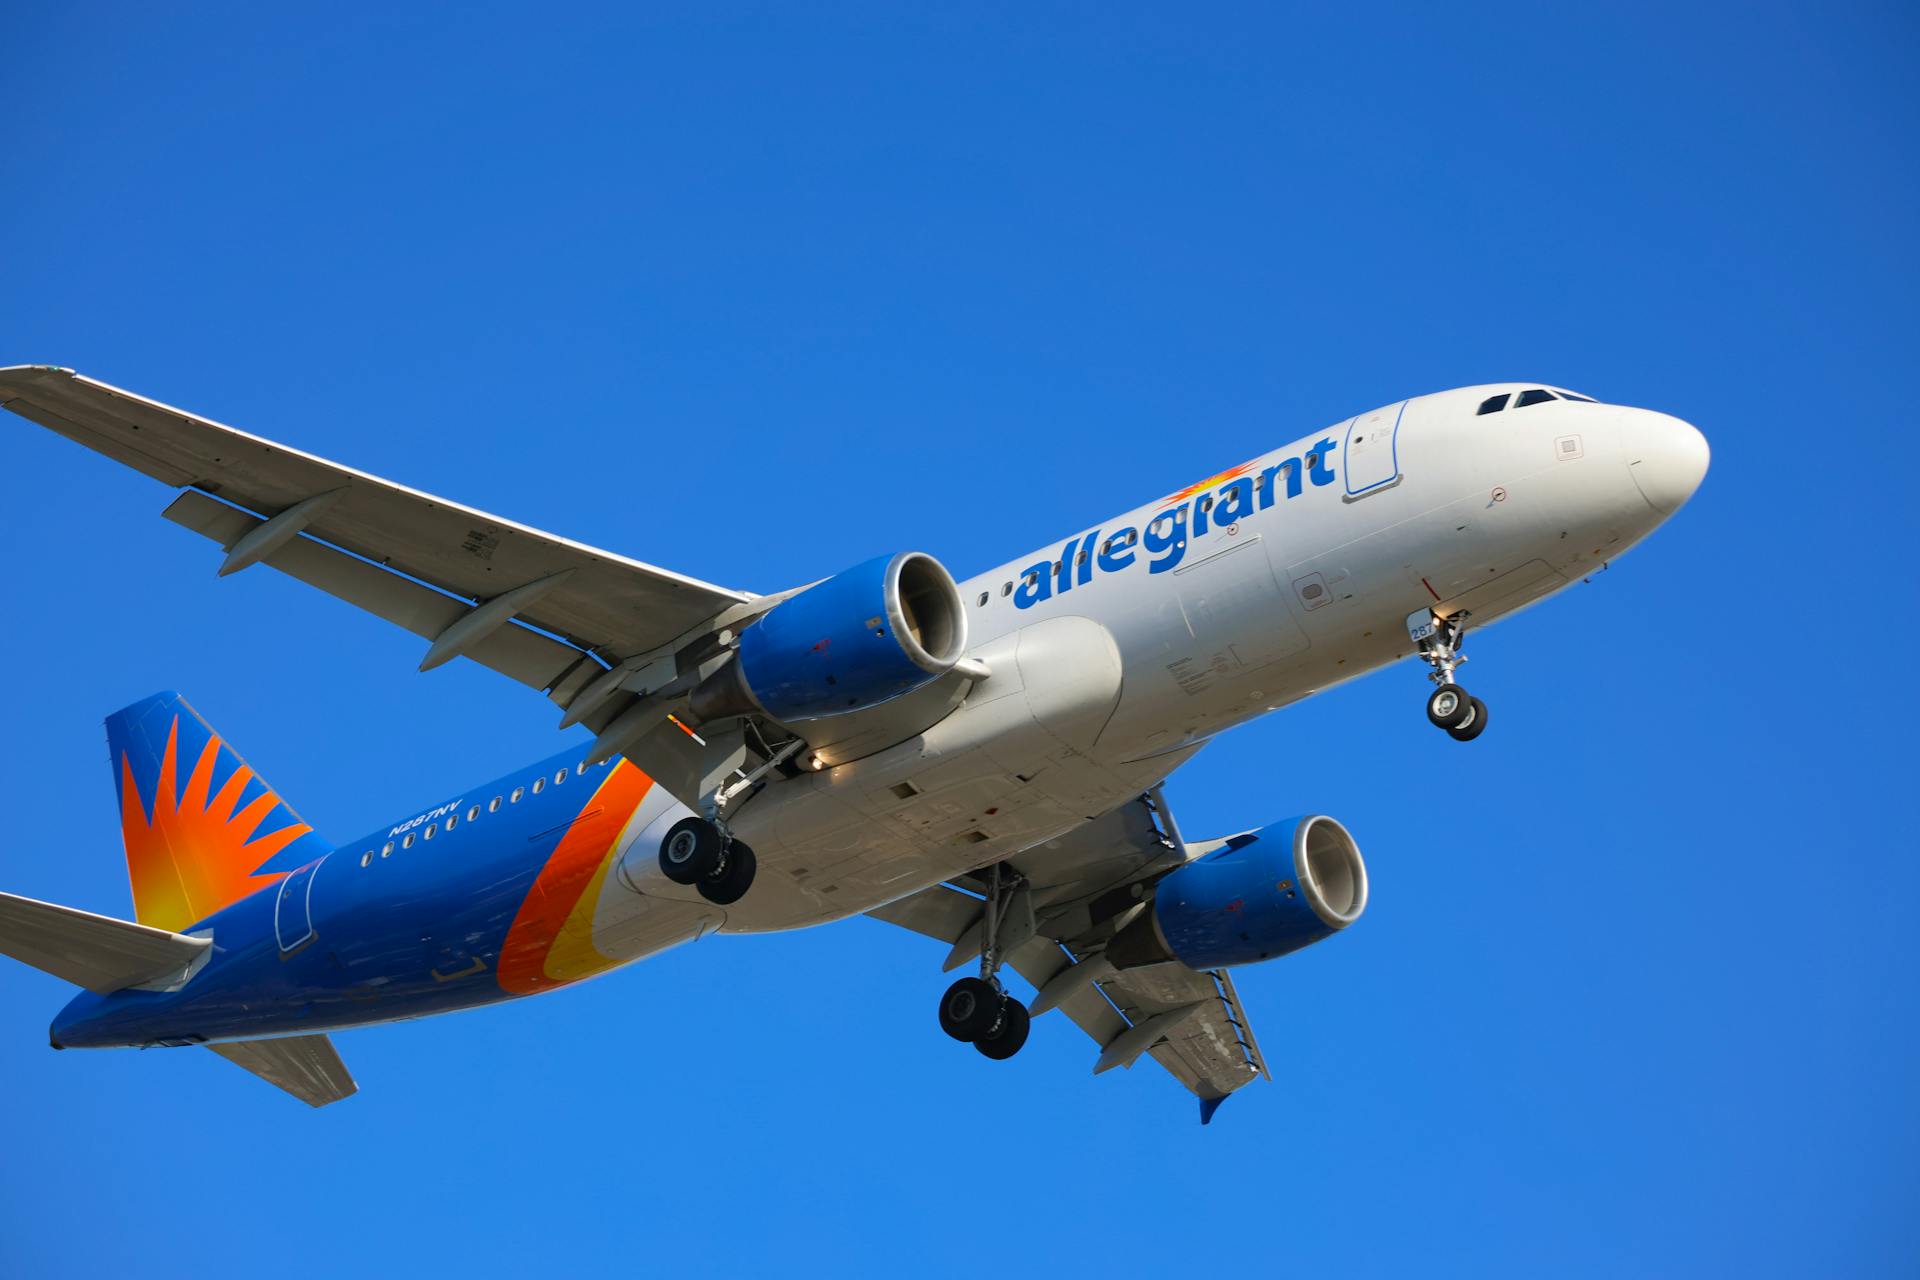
[[1108, 815, 1368, 971], [691, 551, 969, 723]]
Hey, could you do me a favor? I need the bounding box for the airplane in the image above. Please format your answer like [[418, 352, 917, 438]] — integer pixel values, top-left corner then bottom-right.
[[0, 367, 1707, 1119]]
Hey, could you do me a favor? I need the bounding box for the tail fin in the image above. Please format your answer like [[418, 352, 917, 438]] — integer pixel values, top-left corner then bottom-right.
[[105, 692, 329, 932]]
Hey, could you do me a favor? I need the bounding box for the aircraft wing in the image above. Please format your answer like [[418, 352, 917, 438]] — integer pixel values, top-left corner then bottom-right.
[[0, 365, 757, 694], [867, 794, 1270, 1121]]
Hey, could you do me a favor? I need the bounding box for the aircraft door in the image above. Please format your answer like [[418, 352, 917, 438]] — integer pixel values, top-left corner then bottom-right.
[[1342, 401, 1407, 498], [274, 856, 327, 955]]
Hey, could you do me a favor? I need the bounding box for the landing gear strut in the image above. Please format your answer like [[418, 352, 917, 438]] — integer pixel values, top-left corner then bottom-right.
[[937, 863, 1031, 1061], [1410, 608, 1490, 742], [657, 816, 757, 905]]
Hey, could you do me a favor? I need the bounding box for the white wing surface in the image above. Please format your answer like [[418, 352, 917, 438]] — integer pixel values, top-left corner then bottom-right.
[[208, 1034, 358, 1107], [868, 794, 1270, 1120], [0, 366, 755, 687]]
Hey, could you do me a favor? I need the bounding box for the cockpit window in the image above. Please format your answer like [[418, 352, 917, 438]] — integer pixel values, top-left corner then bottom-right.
[[1477, 393, 1510, 415], [1515, 388, 1557, 408], [1558, 391, 1597, 403]]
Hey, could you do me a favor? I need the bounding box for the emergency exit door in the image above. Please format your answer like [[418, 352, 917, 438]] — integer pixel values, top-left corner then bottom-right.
[[274, 856, 326, 955]]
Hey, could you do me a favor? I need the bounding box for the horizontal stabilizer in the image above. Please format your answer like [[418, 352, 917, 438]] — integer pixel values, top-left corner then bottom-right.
[[0, 891, 210, 994], [208, 1034, 357, 1107]]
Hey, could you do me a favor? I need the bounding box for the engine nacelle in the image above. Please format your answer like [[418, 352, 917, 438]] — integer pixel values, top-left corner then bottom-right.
[[1110, 815, 1368, 971], [691, 551, 968, 723]]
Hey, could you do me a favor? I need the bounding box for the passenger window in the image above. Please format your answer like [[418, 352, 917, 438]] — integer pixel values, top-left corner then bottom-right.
[[578, 761, 590, 775], [977, 591, 988, 607], [489, 796, 502, 812], [467, 805, 480, 822], [1021, 570, 1039, 591], [1477, 394, 1510, 415], [445, 814, 457, 831], [531, 777, 545, 795], [1515, 389, 1556, 407], [510, 787, 524, 803], [401, 833, 415, 849], [1000, 581, 1012, 597], [555, 768, 568, 785], [424, 823, 437, 840], [360, 851, 372, 867], [381, 841, 395, 857], [1197, 496, 1212, 513]]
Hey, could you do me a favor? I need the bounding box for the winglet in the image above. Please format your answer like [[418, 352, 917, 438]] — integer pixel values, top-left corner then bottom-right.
[[1198, 1094, 1228, 1126]]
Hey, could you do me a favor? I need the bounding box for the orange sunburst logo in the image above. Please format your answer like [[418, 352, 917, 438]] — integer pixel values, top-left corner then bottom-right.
[[119, 715, 314, 932]]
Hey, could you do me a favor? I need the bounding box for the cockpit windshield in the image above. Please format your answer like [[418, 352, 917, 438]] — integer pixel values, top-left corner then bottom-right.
[[1478, 387, 1599, 415]]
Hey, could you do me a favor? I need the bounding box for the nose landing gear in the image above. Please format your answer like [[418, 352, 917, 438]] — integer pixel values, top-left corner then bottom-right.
[[657, 816, 758, 905], [935, 863, 1032, 1061], [1410, 608, 1490, 742]]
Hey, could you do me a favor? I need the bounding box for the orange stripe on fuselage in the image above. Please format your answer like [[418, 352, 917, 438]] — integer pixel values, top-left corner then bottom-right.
[[1163, 460, 1255, 506], [496, 761, 654, 995]]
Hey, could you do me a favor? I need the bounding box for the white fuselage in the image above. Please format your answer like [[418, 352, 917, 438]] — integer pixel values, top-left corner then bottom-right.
[[600, 383, 1706, 941]]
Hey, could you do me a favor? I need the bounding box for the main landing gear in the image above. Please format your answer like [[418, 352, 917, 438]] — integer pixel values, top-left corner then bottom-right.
[[937, 863, 1031, 1061], [657, 816, 757, 905], [1410, 609, 1490, 743]]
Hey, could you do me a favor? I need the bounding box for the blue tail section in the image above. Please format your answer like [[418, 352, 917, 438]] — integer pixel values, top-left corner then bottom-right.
[[104, 691, 329, 932]]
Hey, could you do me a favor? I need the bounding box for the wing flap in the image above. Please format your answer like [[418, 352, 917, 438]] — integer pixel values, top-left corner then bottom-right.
[[1004, 936, 1128, 1050], [0, 366, 753, 662], [0, 891, 210, 994], [208, 1034, 357, 1107], [163, 490, 588, 692], [1114, 964, 1265, 1099]]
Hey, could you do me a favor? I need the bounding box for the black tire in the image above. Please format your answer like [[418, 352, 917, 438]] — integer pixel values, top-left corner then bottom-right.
[[697, 840, 757, 905], [1447, 696, 1490, 742], [659, 817, 722, 884], [974, 997, 1031, 1061], [938, 977, 1002, 1042], [1427, 684, 1472, 729]]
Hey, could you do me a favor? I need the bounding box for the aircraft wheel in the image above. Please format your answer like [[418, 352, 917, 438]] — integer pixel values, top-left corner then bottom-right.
[[1426, 684, 1473, 729], [938, 977, 1002, 1042], [659, 817, 723, 884], [697, 840, 757, 905], [1447, 697, 1490, 742], [974, 997, 1031, 1061]]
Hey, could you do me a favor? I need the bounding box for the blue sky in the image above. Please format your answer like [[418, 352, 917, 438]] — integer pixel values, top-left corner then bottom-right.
[[1, 4, 1914, 1274]]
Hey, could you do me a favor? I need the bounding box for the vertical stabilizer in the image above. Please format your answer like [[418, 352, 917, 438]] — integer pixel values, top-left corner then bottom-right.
[[105, 692, 329, 931]]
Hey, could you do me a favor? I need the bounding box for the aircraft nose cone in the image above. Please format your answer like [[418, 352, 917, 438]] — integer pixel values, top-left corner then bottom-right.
[[1625, 411, 1710, 515]]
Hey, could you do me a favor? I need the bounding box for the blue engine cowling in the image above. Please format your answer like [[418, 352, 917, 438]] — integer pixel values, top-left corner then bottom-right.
[[1127, 815, 1368, 970], [693, 551, 969, 723]]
